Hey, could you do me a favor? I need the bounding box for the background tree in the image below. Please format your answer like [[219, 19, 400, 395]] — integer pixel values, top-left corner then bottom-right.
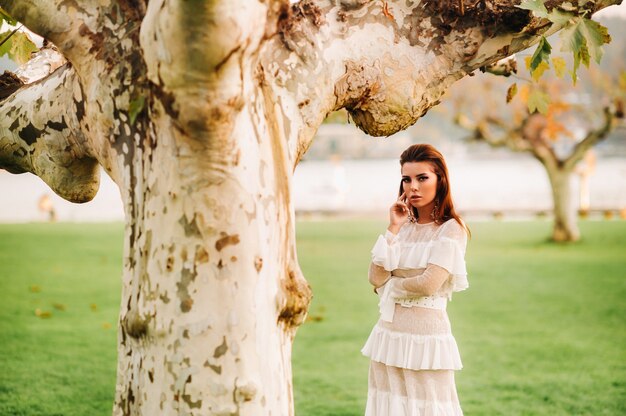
[[450, 15, 624, 242], [0, 0, 620, 414]]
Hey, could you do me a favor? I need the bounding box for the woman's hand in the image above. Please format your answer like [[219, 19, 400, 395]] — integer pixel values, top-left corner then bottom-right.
[[388, 277, 411, 299], [388, 192, 410, 234]]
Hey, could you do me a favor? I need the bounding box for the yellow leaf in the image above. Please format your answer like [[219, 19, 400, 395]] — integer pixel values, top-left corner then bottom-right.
[[528, 88, 550, 114], [518, 84, 531, 104], [35, 308, 52, 318], [524, 56, 532, 71], [306, 315, 324, 323], [544, 118, 568, 140], [506, 83, 518, 103], [531, 61, 550, 81], [52, 303, 66, 311], [102, 322, 112, 330], [29, 285, 41, 293], [552, 57, 567, 78], [90, 303, 98, 312], [547, 100, 571, 114], [619, 71, 626, 90]]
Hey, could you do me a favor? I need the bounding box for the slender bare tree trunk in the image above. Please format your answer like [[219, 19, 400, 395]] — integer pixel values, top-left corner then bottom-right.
[[545, 166, 580, 242]]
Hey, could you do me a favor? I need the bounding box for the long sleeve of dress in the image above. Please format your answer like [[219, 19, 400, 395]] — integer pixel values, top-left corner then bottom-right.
[[369, 229, 398, 289], [371, 228, 404, 271], [399, 263, 450, 297], [368, 263, 391, 289]]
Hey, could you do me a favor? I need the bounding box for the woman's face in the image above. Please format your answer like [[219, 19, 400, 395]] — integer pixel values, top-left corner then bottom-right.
[[401, 161, 438, 210]]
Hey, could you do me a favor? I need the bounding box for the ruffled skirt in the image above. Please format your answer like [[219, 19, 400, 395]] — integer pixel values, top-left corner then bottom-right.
[[361, 305, 463, 416]]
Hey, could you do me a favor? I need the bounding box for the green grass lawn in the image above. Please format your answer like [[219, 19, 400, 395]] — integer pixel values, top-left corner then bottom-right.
[[0, 220, 625, 415]]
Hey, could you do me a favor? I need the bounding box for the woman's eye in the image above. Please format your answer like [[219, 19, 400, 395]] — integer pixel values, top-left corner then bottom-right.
[[402, 178, 410, 183], [419, 176, 427, 181]]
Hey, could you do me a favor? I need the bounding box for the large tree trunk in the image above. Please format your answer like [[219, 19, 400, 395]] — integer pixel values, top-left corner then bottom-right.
[[545, 166, 580, 242], [0, 0, 620, 414], [113, 105, 309, 414], [111, 3, 312, 412]]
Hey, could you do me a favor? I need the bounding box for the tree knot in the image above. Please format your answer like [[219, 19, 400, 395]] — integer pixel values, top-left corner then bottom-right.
[[277, 269, 312, 330], [122, 309, 151, 339], [234, 381, 257, 403]]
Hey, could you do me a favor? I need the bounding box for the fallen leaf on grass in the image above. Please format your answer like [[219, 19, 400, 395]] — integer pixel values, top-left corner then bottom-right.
[[305, 314, 324, 323], [90, 303, 98, 312], [35, 308, 52, 318], [52, 303, 66, 311], [102, 322, 112, 330], [29, 285, 41, 293]]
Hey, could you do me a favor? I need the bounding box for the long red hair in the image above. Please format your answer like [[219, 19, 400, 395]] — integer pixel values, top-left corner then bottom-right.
[[398, 144, 470, 237]]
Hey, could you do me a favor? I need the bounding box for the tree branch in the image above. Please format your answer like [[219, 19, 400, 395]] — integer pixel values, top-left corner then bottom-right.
[[0, 1, 69, 40], [519, 113, 561, 169], [563, 107, 613, 171], [454, 112, 533, 152], [139, 0, 270, 147], [0, 72, 23, 100], [0, 0, 109, 68], [13, 43, 67, 83], [261, 0, 620, 163], [0, 64, 99, 203], [480, 56, 517, 77]]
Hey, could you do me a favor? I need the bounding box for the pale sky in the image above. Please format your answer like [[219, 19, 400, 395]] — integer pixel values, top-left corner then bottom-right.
[[594, 2, 626, 18]]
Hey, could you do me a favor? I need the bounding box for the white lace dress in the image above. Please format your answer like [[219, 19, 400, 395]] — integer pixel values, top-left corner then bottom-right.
[[361, 219, 469, 416]]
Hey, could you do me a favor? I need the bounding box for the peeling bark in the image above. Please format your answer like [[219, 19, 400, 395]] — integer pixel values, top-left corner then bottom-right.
[[0, 0, 621, 414], [0, 64, 99, 202]]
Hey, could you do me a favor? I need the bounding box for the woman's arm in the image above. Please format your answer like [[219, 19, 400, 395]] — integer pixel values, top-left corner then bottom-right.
[[369, 192, 411, 290], [398, 263, 449, 297], [368, 262, 391, 289]]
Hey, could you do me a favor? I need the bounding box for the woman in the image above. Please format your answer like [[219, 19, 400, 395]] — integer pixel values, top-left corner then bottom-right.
[[361, 144, 470, 415]]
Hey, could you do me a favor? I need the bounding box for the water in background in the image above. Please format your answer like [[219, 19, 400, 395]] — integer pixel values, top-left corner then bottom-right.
[[294, 155, 626, 217], [1, 153, 624, 222]]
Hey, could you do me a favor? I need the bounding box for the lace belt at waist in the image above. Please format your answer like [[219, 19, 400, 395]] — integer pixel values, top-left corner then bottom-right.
[[379, 285, 448, 322], [395, 295, 447, 310]]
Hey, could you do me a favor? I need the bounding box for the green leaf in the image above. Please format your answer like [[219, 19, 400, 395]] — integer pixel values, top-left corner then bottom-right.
[[9, 31, 38, 64], [0, 29, 38, 65], [559, 20, 585, 83], [129, 95, 146, 125], [546, 9, 574, 26], [579, 18, 611, 64], [579, 40, 590, 68], [529, 36, 552, 71], [0, 7, 17, 25], [559, 17, 610, 84], [0, 30, 38, 65], [0, 30, 13, 57], [528, 88, 550, 114], [516, 0, 549, 19]]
